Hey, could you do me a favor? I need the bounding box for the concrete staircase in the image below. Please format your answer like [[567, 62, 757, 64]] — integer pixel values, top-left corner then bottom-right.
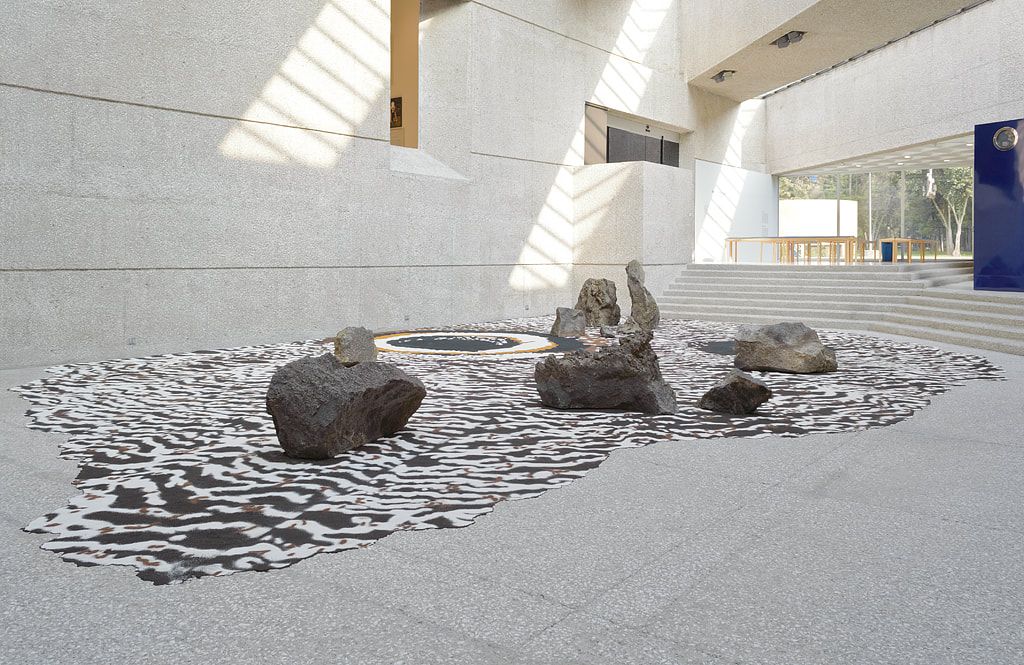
[[660, 261, 1024, 355]]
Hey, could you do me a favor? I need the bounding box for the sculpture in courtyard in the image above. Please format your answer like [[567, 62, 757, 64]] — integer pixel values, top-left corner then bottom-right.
[[575, 278, 621, 327], [734, 322, 838, 374], [334, 326, 377, 365], [696, 369, 773, 415], [534, 331, 677, 414], [551, 307, 587, 337], [620, 259, 660, 333], [266, 354, 425, 459]]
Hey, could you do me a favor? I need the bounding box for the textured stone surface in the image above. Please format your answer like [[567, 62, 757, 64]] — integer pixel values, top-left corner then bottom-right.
[[333, 326, 377, 366], [696, 369, 773, 415], [624, 260, 660, 332], [575, 278, 621, 327], [551, 308, 586, 338], [266, 354, 425, 459], [534, 332, 676, 414], [599, 326, 618, 338], [734, 322, 838, 374]]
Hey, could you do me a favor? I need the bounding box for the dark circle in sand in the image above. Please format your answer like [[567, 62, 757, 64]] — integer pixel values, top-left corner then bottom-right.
[[375, 330, 585, 356]]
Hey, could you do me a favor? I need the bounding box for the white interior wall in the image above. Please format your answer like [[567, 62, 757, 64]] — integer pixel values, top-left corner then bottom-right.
[[694, 159, 779, 263]]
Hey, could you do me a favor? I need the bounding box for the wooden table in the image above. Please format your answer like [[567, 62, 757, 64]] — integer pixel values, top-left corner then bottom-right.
[[726, 236, 862, 265], [876, 237, 938, 263]]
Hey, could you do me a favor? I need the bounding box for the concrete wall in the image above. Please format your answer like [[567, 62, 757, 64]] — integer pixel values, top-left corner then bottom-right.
[[766, 0, 1024, 174], [694, 159, 779, 264], [1, 0, 759, 367], [572, 161, 694, 297], [683, 0, 815, 80]]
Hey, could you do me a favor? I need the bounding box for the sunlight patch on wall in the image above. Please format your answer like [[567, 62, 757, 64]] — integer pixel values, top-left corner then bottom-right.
[[219, 0, 389, 168], [509, 0, 672, 292]]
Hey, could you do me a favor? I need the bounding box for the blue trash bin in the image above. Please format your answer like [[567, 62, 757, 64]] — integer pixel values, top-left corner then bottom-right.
[[881, 241, 894, 263]]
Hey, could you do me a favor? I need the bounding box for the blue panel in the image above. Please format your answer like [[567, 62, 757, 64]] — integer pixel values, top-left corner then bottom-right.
[[974, 119, 1024, 291]]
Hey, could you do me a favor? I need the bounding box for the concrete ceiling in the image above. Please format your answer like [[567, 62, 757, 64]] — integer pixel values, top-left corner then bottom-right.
[[782, 134, 975, 176], [690, 0, 986, 102]]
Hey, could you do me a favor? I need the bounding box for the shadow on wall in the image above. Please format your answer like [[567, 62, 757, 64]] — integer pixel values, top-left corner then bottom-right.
[[508, 0, 675, 293]]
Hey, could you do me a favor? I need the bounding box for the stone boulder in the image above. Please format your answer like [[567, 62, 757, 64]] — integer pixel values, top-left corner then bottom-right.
[[599, 326, 618, 339], [696, 369, 773, 415], [266, 354, 426, 460], [624, 260, 660, 332], [334, 326, 377, 366], [534, 332, 677, 415], [733, 322, 838, 374], [551, 307, 586, 337], [575, 278, 621, 327]]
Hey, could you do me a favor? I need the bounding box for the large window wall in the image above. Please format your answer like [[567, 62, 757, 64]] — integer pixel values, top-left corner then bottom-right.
[[779, 168, 974, 258]]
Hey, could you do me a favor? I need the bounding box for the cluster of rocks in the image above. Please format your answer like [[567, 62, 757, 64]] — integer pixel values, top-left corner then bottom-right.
[[695, 322, 838, 415], [264, 272, 840, 459], [550, 259, 660, 339], [265, 326, 424, 460], [540, 260, 676, 414]]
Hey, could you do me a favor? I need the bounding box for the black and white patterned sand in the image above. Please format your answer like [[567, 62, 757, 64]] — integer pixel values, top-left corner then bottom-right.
[[11, 318, 1003, 584]]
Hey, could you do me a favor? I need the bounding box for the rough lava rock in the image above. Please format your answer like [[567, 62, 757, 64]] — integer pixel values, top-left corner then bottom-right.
[[266, 354, 426, 460], [624, 259, 660, 332], [575, 278, 621, 327], [599, 326, 618, 338], [333, 326, 377, 366], [534, 332, 677, 414], [734, 322, 838, 374], [696, 369, 773, 415], [551, 307, 586, 337]]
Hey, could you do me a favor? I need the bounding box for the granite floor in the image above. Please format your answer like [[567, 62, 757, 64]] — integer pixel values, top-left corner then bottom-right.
[[2, 332, 1023, 665]]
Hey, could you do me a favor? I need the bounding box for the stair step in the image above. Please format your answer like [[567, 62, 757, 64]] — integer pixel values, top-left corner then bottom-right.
[[878, 312, 1024, 342], [904, 295, 1024, 316], [867, 321, 1024, 356]]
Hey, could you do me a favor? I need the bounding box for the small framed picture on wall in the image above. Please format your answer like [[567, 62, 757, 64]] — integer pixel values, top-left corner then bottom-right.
[[390, 97, 403, 129]]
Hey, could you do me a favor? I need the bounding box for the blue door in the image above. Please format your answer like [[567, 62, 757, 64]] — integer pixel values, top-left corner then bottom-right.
[[975, 119, 1024, 291]]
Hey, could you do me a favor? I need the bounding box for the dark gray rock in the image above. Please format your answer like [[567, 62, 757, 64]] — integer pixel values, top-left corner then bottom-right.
[[734, 322, 838, 374], [696, 369, 773, 415], [575, 278, 621, 327], [625, 260, 660, 332], [334, 326, 377, 366], [551, 307, 586, 337], [266, 354, 426, 460], [534, 332, 677, 414], [599, 326, 618, 338]]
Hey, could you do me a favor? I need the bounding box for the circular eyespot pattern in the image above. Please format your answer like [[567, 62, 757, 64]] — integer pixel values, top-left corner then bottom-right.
[[374, 330, 585, 356], [993, 126, 1018, 152]]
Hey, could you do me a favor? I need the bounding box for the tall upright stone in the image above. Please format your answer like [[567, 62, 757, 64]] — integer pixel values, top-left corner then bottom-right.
[[622, 260, 660, 332], [575, 278, 621, 327]]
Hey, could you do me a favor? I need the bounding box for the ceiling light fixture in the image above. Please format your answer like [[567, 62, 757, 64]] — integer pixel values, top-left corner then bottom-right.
[[711, 70, 736, 83], [772, 30, 806, 48]]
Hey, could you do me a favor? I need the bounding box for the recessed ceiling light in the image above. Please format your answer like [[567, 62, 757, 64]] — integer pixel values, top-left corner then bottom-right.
[[772, 30, 806, 48], [855, 164, 862, 167], [903, 155, 911, 159], [966, 143, 973, 147], [943, 159, 950, 162], [897, 162, 905, 166]]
